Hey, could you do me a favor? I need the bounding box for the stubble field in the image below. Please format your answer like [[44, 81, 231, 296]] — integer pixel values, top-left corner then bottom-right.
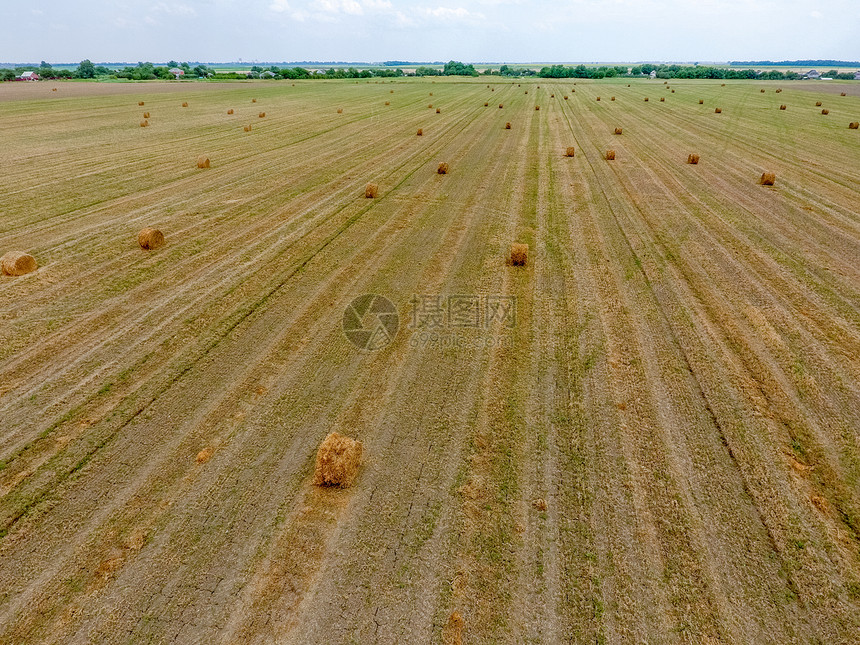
[[1, 76, 859, 644]]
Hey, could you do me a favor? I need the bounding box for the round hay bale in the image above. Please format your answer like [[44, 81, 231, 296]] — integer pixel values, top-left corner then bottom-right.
[[337, 108, 343, 113], [565, 146, 575, 157], [550, 94, 554, 98], [596, 96, 601, 101], [849, 122, 859, 129], [699, 99, 704, 104], [244, 125, 252, 132], [196, 156, 210, 169], [143, 111, 150, 118], [258, 112, 266, 117], [761, 89, 765, 93], [525, 90, 528, 94], [140, 120, 149, 127], [484, 102, 488, 107], [1, 251, 37, 276], [821, 109, 829, 115], [390, 89, 394, 93], [429, 92, 433, 95], [499, 103, 504, 108], [776, 88, 782, 93], [671, 89, 675, 93], [138, 101, 145, 106], [417, 128, 423, 136], [196, 448, 213, 464], [182, 102, 188, 107], [436, 107, 441, 113], [840, 92, 847, 96], [714, 107, 722, 113], [563, 96, 568, 100], [660, 97, 665, 102], [687, 153, 700, 164], [505, 122, 511, 129], [535, 105, 540, 111], [644, 97, 649, 102], [252, 98, 257, 103], [227, 108, 234, 114], [815, 101, 822, 107], [510, 243, 528, 266], [614, 127, 623, 135], [365, 182, 378, 198], [611, 96, 616, 101], [443, 611, 464, 645], [759, 172, 775, 186], [138, 228, 165, 250], [428, 104, 433, 109], [385, 101, 390, 105], [52, 88, 57, 91], [721, 83, 725, 86], [313, 432, 363, 488], [779, 104, 787, 110], [605, 149, 616, 160], [437, 162, 449, 175]]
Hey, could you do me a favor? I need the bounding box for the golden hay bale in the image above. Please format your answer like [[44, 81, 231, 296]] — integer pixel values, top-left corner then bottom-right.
[[429, 92, 433, 95], [815, 101, 822, 106], [138, 101, 144, 106], [437, 162, 449, 174], [644, 97, 649, 102], [196, 156, 210, 169], [313, 432, 363, 488], [760, 89, 765, 93], [182, 102, 188, 107], [596, 96, 601, 101], [565, 146, 575, 157], [505, 122, 511, 129], [776, 88, 782, 93], [821, 109, 829, 115], [143, 111, 150, 118], [533, 498, 548, 511], [52, 88, 57, 91], [721, 83, 726, 86], [671, 89, 675, 93], [687, 153, 700, 164], [243, 124, 252, 131], [258, 112, 266, 117], [436, 108, 441, 113], [605, 149, 616, 160], [840, 92, 846, 96], [563, 95, 568, 100], [1, 251, 37, 276], [252, 98, 257, 103], [227, 108, 234, 114], [510, 243, 529, 266], [714, 107, 722, 113], [390, 89, 394, 93], [664, 81, 668, 84], [491, 88, 495, 91], [196, 448, 213, 464], [365, 182, 378, 198], [337, 108, 343, 113], [699, 99, 704, 104], [428, 104, 433, 109], [499, 103, 504, 108], [524, 90, 528, 94], [417, 128, 423, 136], [614, 127, 622, 134], [660, 97, 665, 102], [385, 101, 390, 105], [849, 122, 859, 129], [443, 611, 464, 645], [779, 104, 787, 110], [537, 85, 540, 88], [759, 172, 775, 186], [138, 228, 165, 250], [484, 102, 489, 107], [611, 96, 616, 101], [535, 105, 540, 111], [550, 93, 554, 98], [140, 120, 149, 127]]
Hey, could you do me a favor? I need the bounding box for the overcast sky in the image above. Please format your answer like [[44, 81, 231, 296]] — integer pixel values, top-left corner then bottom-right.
[[3, 0, 858, 64]]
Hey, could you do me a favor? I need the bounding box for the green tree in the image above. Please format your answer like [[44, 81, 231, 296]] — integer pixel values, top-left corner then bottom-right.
[[76, 59, 95, 78]]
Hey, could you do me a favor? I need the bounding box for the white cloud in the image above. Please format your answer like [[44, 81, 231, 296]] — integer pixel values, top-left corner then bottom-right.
[[269, 0, 291, 12]]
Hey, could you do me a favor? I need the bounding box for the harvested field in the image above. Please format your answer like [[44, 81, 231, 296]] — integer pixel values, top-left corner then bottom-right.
[[1, 78, 859, 645]]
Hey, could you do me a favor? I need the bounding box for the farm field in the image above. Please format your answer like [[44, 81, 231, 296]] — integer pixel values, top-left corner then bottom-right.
[[1, 77, 859, 644]]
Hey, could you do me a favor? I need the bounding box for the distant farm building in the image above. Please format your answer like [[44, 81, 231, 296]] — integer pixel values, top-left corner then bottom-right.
[[18, 71, 40, 81], [854, 71, 860, 81], [804, 69, 821, 79], [649, 70, 657, 79], [169, 68, 185, 79]]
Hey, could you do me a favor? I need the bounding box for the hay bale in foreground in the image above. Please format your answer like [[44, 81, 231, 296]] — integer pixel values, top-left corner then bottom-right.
[[337, 108, 343, 113], [258, 112, 266, 118], [759, 172, 775, 186], [565, 146, 575, 157], [510, 243, 529, 266], [182, 102, 188, 107], [1, 251, 37, 276], [138, 228, 165, 250], [417, 128, 423, 136], [196, 448, 213, 464], [227, 109, 234, 114], [140, 120, 149, 127], [849, 122, 859, 129], [244, 125, 252, 132], [505, 122, 511, 129], [605, 149, 616, 160], [196, 156, 210, 169], [437, 162, 449, 174], [714, 107, 722, 113], [779, 104, 787, 110], [821, 109, 829, 115], [313, 432, 363, 488], [687, 153, 699, 164], [614, 127, 623, 134], [365, 182, 378, 198], [143, 111, 150, 118], [815, 101, 822, 107]]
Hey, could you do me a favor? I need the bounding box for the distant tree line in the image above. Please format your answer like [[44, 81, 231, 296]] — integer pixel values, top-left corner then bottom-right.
[[730, 59, 860, 67], [537, 63, 858, 80]]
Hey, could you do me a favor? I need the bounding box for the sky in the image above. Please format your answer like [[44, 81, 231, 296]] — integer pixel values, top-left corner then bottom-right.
[[2, 0, 859, 64]]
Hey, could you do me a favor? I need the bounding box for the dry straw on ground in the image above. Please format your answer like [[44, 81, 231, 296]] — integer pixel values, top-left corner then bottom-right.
[[313, 432, 363, 488], [565, 146, 575, 157], [614, 127, 623, 134], [417, 128, 423, 136], [365, 183, 378, 198], [780, 105, 787, 110], [510, 243, 529, 266], [443, 611, 464, 645], [196, 156, 210, 169], [505, 122, 511, 129], [437, 162, 449, 174], [715, 107, 722, 113], [1, 251, 37, 276], [687, 153, 700, 164], [849, 122, 859, 129], [759, 172, 776, 186], [138, 228, 165, 250], [606, 149, 616, 160], [533, 498, 548, 511]]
